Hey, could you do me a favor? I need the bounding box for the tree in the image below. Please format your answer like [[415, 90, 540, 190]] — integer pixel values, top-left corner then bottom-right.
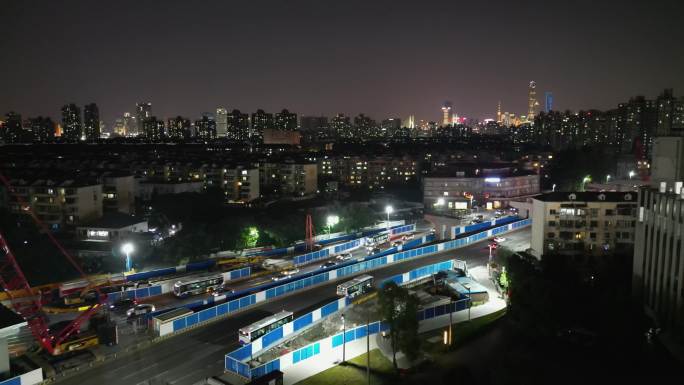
[[237, 226, 259, 249], [378, 281, 421, 370]]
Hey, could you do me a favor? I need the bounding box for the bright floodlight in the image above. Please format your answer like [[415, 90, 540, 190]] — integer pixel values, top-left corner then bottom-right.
[[629, 170, 636, 179], [437, 198, 445, 206], [121, 243, 134, 255], [385, 205, 393, 214], [327, 215, 340, 227]]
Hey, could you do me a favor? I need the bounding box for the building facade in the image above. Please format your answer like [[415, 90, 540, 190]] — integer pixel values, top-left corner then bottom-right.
[[530, 191, 637, 258]]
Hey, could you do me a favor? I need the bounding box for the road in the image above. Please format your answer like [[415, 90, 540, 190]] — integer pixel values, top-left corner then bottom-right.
[[54, 227, 530, 385]]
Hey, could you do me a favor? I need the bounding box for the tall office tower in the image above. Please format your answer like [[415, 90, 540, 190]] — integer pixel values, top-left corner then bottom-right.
[[194, 113, 217, 140], [544, 92, 553, 113], [441, 102, 452, 126], [227, 109, 249, 141], [167, 116, 191, 140], [122, 112, 136, 137], [113, 119, 125, 136], [216, 107, 228, 137], [61, 103, 82, 141], [274, 109, 297, 131], [143, 116, 164, 142], [402, 115, 415, 130], [135, 102, 152, 135], [251, 109, 274, 142], [527, 81, 538, 122], [83, 103, 100, 141], [331, 113, 352, 139], [2, 111, 23, 143], [496, 101, 502, 123], [30, 116, 55, 142]]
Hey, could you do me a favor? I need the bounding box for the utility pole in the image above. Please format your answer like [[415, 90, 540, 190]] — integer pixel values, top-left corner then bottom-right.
[[366, 311, 371, 385]]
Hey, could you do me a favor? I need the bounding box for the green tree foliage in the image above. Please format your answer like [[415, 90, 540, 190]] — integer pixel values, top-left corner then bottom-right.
[[237, 227, 259, 249], [547, 146, 616, 191], [378, 282, 421, 369]]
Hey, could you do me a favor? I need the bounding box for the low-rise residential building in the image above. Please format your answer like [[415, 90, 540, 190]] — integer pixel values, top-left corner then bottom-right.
[[423, 166, 540, 212], [530, 191, 637, 258], [4, 178, 103, 230], [76, 213, 148, 242], [136, 180, 204, 201]]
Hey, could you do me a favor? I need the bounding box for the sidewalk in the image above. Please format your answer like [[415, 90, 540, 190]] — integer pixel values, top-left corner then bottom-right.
[[283, 335, 381, 385]]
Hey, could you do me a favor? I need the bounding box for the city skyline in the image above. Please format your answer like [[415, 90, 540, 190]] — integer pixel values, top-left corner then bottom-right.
[[2, 1, 684, 127]]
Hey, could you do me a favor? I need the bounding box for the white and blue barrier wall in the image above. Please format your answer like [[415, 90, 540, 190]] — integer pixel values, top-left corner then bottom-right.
[[0, 368, 42, 385], [242, 259, 474, 380], [108, 266, 251, 304], [293, 224, 416, 266], [160, 218, 530, 337], [225, 296, 353, 378]]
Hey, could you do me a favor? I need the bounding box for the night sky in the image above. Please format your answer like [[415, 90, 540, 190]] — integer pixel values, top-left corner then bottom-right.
[[2, 0, 684, 127]]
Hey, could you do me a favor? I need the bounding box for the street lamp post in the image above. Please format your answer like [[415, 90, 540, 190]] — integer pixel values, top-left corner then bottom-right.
[[121, 243, 134, 272], [463, 283, 472, 321], [341, 314, 346, 363], [385, 205, 393, 230], [581, 175, 591, 192], [326, 215, 339, 239]]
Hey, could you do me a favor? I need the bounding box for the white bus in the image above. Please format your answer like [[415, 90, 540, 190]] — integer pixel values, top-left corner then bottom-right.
[[238, 310, 294, 344], [336, 274, 374, 298], [173, 274, 224, 297]]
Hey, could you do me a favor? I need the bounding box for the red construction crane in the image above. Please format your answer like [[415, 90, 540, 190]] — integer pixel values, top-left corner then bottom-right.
[[305, 213, 315, 252], [0, 173, 105, 355]]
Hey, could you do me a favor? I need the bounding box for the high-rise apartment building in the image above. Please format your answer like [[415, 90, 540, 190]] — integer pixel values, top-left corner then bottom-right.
[[633, 136, 684, 349], [61, 103, 82, 141], [194, 113, 216, 140], [83, 103, 100, 141], [332, 114, 352, 139], [143, 116, 164, 142], [274, 109, 297, 131], [216, 107, 228, 137], [227, 109, 249, 141], [30, 116, 55, 143], [380, 118, 401, 137], [527, 81, 538, 122], [167, 116, 191, 140], [299, 116, 329, 142], [2, 112, 23, 143], [251, 109, 273, 142]]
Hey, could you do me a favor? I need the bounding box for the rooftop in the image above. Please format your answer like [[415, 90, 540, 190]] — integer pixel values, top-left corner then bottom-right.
[[533, 191, 637, 203], [79, 212, 146, 229]]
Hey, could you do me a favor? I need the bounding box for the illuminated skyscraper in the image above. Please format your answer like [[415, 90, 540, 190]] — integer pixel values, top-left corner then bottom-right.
[[167, 116, 191, 139], [216, 107, 228, 137], [496, 101, 502, 123], [227, 109, 249, 141], [274, 109, 297, 131], [545, 92, 553, 113], [332, 114, 352, 139], [135, 102, 152, 135], [402, 115, 415, 129], [527, 81, 539, 122], [441, 101, 452, 126]]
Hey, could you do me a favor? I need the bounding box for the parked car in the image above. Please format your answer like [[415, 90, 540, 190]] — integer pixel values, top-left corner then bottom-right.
[[126, 304, 155, 318], [212, 285, 235, 297], [109, 297, 137, 312]]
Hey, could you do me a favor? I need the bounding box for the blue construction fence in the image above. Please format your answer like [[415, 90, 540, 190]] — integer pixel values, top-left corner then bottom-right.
[[167, 218, 531, 337], [110, 266, 250, 304], [293, 224, 415, 266], [417, 298, 470, 321], [226, 297, 351, 378], [381, 260, 454, 287]]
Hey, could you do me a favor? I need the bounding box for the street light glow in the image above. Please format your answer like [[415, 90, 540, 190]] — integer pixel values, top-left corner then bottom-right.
[[327, 215, 340, 227], [385, 205, 393, 214], [121, 243, 134, 255], [629, 170, 636, 179], [436, 198, 445, 206]]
